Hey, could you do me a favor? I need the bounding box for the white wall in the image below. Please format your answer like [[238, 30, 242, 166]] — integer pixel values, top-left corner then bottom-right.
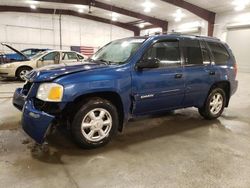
[[2, 9, 250, 52], [167, 8, 250, 41], [214, 8, 250, 41], [0, 12, 133, 52]]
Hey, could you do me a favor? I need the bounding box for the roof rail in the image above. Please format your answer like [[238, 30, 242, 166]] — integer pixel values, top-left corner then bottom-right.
[[144, 31, 220, 41]]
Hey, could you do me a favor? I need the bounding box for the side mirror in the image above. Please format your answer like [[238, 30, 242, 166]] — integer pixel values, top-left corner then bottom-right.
[[136, 58, 160, 70]]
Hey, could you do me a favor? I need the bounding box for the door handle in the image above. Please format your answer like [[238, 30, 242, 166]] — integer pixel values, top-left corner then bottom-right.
[[175, 73, 183, 79], [209, 71, 215, 75]]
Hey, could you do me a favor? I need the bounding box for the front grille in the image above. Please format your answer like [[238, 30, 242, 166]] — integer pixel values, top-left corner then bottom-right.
[[22, 81, 33, 96]]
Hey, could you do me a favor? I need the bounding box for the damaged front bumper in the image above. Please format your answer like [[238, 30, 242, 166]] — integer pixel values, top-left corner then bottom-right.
[[13, 88, 55, 144]]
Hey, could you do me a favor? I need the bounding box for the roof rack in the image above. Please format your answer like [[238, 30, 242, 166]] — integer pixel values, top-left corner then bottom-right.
[[144, 31, 220, 41]]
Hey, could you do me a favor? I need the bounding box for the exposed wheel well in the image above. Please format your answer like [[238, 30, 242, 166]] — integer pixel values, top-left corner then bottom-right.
[[64, 92, 124, 132], [210, 81, 230, 107], [15, 66, 33, 77]]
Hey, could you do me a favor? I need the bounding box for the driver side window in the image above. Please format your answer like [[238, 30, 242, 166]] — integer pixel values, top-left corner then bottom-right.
[[143, 41, 181, 68]]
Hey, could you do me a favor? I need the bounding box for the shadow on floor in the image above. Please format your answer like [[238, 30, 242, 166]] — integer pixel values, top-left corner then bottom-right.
[[29, 110, 222, 164], [0, 77, 23, 83]]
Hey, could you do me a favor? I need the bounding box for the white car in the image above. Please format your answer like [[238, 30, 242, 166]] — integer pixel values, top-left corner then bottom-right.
[[0, 45, 86, 81]]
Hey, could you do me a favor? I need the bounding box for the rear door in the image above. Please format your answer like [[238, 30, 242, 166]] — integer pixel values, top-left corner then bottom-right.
[[181, 38, 215, 107], [132, 39, 185, 115]]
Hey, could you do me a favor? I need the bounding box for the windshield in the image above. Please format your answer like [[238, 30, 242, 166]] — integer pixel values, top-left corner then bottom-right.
[[21, 49, 32, 56], [91, 38, 146, 64], [31, 51, 48, 60]]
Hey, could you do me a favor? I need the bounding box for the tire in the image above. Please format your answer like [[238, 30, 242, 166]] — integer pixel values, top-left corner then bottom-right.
[[17, 67, 32, 81], [198, 88, 226, 120], [71, 98, 119, 149]]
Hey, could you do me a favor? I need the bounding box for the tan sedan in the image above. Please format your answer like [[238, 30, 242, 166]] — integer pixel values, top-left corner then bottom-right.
[[0, 50, 86, 81]]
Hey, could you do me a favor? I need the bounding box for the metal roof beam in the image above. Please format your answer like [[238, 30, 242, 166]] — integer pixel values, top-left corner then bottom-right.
[[161, 0, 215, 36], [0, 6, 140, 35], [36, 0, 168, 31]]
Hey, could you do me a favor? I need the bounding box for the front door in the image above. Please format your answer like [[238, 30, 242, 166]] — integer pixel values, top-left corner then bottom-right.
[[132, 39, 185, 115], [37, 51, 60, 68]]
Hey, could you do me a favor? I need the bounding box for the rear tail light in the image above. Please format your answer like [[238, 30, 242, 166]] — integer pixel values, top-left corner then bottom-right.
[[234, 63, 237, 77]]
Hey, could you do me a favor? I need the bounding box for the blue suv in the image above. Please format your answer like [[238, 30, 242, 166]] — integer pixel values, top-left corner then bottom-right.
[[13, 34, 238, 149]]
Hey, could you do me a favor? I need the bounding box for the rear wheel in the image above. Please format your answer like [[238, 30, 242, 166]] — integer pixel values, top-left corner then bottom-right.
[[71, 98, 118, 149], [198, 88, 226, 120], [17, 67, 32, 81]]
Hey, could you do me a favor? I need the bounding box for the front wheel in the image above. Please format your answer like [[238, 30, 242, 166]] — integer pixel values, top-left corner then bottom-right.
[[71, 98, 119, 149], [198, 88, 226, 120], [17, 67, 32, 81]]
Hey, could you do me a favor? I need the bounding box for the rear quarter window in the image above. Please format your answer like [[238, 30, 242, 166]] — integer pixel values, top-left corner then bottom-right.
[[207, 41, 230, 65]]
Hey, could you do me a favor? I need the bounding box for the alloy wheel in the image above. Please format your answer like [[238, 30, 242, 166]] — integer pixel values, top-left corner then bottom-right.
[[81, 108, 112, 142], [209, 92, 223, 115]]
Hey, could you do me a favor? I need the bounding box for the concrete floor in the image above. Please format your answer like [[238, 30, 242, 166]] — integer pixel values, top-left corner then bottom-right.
[[0, 73, 250, 188]]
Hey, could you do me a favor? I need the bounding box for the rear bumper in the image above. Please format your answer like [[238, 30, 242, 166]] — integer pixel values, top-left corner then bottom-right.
[[231, 80, 238, 96], [13, 88, 55, 144]]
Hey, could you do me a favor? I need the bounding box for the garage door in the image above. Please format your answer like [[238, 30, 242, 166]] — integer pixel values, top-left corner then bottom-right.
[[227, 28, 250, 72]]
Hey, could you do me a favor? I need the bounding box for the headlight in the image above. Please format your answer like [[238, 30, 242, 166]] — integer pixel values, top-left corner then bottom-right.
[[36, 83, 64, 102]]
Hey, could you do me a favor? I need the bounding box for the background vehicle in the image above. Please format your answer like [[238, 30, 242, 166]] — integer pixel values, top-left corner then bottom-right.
[[13, 35, 238, 149], [0, 43, 49, 62], [0, 50, 86, 81]]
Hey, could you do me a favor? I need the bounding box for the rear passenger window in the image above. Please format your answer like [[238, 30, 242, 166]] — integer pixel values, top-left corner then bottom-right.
[[143, 41, 181, 68], [207, 42, 229, 65], [62, 52, 78, 60], [183, 39, 203, 65]]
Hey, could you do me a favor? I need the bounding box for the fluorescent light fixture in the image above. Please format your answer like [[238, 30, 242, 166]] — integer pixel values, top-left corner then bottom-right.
[[30, 4, 36, 9], [111, 12, 119, 17], [232, 0, 249, 5], [179, 21, 203, 29], [139, 23, 145, 28], [227, 22, 250, 29], [78, 9, 84, 13], [26, 0, 38, 9], [75, 5, 86, 9], [175, 17, 181, 22], [144, 7, 151, 13], [142, 1, 154, 12], [142, 1, 155, 8], [26, 0, 39, 4], [173, 9, 185, 22], [232, 0, 250, 11], [75, 5, 86, 13], [110, 12, 119, 21], [235, 5, 245, 11], [112, 17, 118, 21], [175, 27, 201, 34]]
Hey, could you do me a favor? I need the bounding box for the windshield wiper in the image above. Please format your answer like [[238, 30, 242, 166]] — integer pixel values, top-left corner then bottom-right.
[[96, 59, 112, 65], [87, 58, 110, 65]]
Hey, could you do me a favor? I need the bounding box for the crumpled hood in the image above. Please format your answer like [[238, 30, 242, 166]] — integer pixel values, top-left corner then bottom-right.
[[25, 61, 107, 82]]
